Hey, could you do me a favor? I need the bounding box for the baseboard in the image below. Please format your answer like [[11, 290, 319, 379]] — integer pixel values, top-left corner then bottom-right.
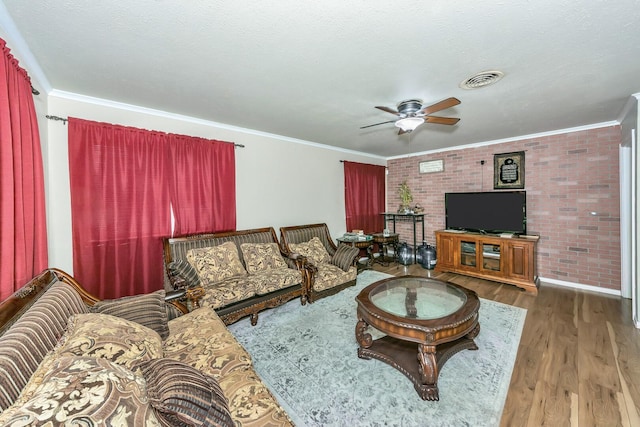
[[539, 276, 622, 297]]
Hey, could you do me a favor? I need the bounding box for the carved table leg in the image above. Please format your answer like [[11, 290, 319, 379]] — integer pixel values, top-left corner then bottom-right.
[[355, 317, 373, 359], [417, 344, 440, 401], [467, 323, 480, 343]]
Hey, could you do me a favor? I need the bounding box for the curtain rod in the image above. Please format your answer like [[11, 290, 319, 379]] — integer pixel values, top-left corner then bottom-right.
[[339, 160, 387, 168], [46, 115, 67, 124], [44, 115, 245, 148]]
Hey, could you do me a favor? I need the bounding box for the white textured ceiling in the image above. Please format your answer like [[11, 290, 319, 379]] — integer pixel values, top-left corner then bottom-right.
[[3, 0, 640, 157]]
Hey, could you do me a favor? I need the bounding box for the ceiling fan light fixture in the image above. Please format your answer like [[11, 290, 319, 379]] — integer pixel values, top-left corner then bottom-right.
[[395, 117, 424, 132]]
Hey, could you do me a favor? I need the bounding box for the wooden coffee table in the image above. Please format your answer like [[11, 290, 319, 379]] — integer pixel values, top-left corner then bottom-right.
[[355, 275, 480, 401]]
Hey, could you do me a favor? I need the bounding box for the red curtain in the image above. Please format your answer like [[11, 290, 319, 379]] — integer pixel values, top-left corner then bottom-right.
[[0, 39, 48, 301], [167, 134, 236, 235], [68, 119, 171, 299], [344, 161, 386, 234], [68, 119, 237, 298]]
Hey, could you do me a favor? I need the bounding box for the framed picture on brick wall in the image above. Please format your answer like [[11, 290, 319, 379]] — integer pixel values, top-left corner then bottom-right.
[[494, 151, 525, 189]]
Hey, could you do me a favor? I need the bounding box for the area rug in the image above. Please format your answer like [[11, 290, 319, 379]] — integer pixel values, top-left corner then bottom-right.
[[227, 270, 526, 427]]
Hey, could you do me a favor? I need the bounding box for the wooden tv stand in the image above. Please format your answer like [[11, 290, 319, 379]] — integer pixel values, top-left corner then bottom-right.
[[435, 230, 539, 294]]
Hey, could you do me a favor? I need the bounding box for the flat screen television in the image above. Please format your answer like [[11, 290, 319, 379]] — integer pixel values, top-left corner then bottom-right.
[[445, 191, 526, 235]]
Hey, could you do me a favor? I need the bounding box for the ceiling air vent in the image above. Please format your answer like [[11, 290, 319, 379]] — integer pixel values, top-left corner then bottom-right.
[[459, 70, 504, 89]]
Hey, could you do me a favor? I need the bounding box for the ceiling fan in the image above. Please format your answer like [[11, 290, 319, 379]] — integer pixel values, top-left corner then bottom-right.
[[361, 97, 461, 135]]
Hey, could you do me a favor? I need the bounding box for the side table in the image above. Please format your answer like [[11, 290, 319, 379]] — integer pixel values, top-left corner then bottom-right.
[[380, 213, 425, 264], [371, 233, 399, 265], [336, 236, 374, 272]]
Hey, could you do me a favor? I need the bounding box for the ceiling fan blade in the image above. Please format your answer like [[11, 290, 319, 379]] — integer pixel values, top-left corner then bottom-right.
[[419, 97, 461, 115], [424, 116, 460, 125], [360, 120, 397, 129], [375, 106, 400, 115]]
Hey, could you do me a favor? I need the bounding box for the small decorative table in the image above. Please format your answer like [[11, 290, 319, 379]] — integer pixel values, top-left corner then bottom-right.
[[355, 275, 480, 400], [371, 232, 399, 265], [336, 235, 374, 271]]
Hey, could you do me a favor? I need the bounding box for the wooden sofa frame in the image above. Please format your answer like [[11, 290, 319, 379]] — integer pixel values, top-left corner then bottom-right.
[[0, 268, 195, 335], [163, 227, 309, 325]]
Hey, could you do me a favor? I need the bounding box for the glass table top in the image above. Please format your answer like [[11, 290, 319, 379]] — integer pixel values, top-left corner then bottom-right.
[[368, 277, 467, 320]]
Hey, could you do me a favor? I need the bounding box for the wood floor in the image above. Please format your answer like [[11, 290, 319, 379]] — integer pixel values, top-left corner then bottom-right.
[[370, 263, 640, 427]]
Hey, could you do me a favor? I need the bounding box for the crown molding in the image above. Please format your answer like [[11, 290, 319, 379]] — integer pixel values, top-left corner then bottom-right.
[[386, 121, 620, 160], [49, 89, 387, 160]]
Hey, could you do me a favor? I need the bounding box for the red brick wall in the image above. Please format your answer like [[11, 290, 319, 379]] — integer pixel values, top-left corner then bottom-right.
[[387, 126, 622, 291]]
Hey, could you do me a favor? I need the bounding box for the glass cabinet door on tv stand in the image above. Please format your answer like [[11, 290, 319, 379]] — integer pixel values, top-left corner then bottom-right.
[[481, 242, 501, 272], [459, 239, 502, 272], [459, 240, 476, 268]]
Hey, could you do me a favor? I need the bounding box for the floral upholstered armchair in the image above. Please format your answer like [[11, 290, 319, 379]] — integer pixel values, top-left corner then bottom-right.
[[279, 223, 360, 303]]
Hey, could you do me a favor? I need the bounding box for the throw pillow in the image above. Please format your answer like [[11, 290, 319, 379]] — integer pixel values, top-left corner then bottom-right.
[[56, 313, 163, 369], [240, 242, 288, 274], [163, 307, 253, 379], [0, 356, 158, 426], [0, 281, 89, 412], [330, 244, 360, 271], [289, 236, 331, 265], [167, 259, 202, 287], [91, 289, 170, 340], [138, 358, 234, 427], [187, 242, 247, 285]]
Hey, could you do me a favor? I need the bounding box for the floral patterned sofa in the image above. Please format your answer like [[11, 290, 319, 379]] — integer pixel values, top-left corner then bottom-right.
[[0, 269, 293, 426], [163, 227, 310, 326], [280, 223, 360, 303]]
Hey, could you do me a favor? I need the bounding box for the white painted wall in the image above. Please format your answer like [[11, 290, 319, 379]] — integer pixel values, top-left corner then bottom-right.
[[45, 92, 386, 274]]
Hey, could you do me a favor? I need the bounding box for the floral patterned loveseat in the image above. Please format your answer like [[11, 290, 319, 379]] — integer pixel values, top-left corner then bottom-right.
[[163, 227, 310, 325], [0, 269, 293, 426], [280, 223, 360, 303]]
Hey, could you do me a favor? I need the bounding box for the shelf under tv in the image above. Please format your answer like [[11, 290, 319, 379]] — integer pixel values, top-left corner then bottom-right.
[[435, 230, 539, 294]]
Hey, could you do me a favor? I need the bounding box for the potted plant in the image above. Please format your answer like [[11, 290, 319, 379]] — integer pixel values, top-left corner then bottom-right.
[[398, 181, 413, 213]]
